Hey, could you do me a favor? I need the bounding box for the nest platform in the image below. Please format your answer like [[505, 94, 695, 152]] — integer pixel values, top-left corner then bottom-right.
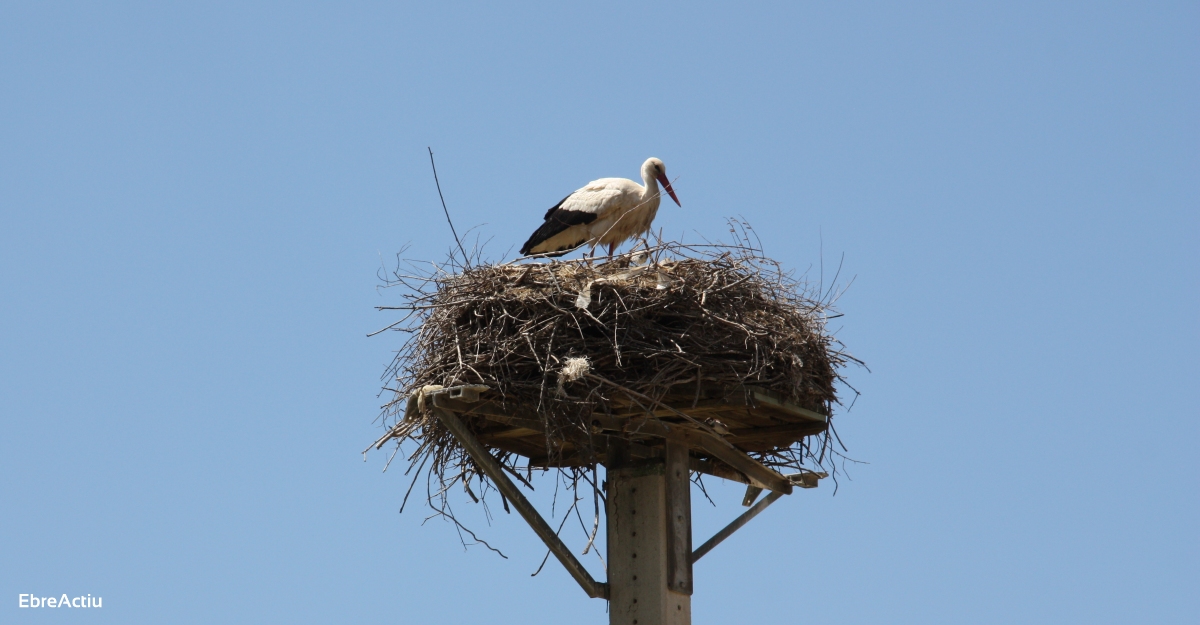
[[375, 236, 856, 499], [427, 382, 828, 494]]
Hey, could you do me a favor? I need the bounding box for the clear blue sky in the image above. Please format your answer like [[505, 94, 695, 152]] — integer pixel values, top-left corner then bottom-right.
[[2, 2, 1196, 623]]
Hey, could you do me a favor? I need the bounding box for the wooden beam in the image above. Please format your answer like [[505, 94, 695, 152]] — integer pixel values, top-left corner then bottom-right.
[[431, 405, 608, 600], [664, 440, 693, 595], [727, 422, 825, 441], [695, 435, 793, 495], [609, 388, 827, 424], [435, 388, 791, 494], [746, 387, 828, 423], [689, 458, 749, 485]]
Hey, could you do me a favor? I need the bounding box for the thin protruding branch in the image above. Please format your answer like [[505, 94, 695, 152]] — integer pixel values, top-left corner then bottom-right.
[[427, 147, 470, 269]]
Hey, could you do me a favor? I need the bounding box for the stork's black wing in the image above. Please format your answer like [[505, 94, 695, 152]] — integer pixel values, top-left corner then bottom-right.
[[519, 194, 597, 256]]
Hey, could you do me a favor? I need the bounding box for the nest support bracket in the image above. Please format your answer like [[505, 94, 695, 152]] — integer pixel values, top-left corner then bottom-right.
[[425, 385, 824, 622], [691, 490, 784, 564], [432, 402, 610, 600]]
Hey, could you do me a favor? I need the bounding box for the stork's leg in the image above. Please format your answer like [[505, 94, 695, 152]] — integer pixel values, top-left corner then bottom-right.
[[608, 243, 616, 259]]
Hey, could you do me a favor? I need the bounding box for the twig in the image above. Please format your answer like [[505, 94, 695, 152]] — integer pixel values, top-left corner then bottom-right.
[[427, 147, 470, 269]]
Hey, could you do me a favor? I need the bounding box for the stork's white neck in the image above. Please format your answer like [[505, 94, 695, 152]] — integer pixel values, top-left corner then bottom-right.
[[641, 168, 659, 198]]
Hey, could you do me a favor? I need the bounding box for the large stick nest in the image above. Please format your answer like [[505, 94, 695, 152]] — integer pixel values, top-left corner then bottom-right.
[[372, 226, 859, 522]]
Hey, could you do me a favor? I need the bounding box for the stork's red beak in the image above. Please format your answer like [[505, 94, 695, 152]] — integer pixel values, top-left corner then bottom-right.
[[657, 173, 681, 207]]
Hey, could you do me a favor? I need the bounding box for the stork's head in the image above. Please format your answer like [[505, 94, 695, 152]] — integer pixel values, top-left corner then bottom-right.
[[642, 157, 681, 207]]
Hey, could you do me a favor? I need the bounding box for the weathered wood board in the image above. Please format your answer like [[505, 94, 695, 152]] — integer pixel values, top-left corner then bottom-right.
[[432, 385, 826, 491]]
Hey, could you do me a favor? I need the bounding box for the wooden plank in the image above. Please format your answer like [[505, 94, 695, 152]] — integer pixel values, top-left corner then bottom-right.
[[615, 387, 820, 422], [439, 402, 658, 460], [689, 459, 749, 485], [727, 422, 826, 440], [431, 406, 608, 600], [436, 388, 791, 494], [664, 440, 693, 595], [434, 385, 825, 427], [793, 471, 824, 489], [690, 490, 784, 564], [438, 390, 821, 451], [487, 427, 542, 439], [696, 435, 793, 495], [747, 388, 828, 423]]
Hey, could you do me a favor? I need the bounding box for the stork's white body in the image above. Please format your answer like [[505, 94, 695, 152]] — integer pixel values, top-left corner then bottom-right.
[[520, 158, 681, 257], [532, 176, 662, 253]]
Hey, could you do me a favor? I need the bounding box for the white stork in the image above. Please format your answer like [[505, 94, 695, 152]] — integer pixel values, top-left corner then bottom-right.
[[519, 157, 681, 257]]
